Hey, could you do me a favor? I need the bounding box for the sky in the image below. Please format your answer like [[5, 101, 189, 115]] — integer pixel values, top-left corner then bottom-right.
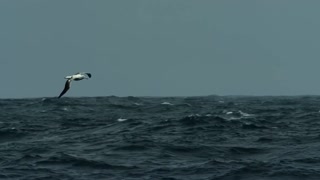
[[1, 0, 320, 98]]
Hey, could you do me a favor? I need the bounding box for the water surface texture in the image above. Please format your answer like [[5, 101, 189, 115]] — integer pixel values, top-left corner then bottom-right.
[[1, 96, 320, 180]]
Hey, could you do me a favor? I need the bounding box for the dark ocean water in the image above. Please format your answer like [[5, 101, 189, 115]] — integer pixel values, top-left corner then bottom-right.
[[1, 96, 320, 180]]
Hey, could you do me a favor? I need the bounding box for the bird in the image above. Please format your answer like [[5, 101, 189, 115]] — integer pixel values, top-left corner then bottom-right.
[[58, 72, 92, 98]]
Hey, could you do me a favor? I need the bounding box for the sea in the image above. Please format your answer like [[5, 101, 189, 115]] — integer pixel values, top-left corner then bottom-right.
[[1, 95, 320, 180]]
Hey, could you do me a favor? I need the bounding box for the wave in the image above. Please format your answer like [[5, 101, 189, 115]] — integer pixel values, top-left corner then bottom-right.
[[37, 153, 137, 170], [1, 96, 320, 179], [0, 128, 27, 143]]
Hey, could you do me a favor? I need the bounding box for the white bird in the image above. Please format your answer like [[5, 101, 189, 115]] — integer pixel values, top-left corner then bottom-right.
[[58, 72, 92, 98]]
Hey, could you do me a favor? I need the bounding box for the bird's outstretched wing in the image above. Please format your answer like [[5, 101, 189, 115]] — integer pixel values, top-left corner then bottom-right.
[[58, 79, 72, 98]]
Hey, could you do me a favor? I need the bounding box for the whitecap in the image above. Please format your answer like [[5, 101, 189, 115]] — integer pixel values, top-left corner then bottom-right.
[[239, 110, 253, 117], [188, 114, 201, 117], [117, 118, 128, 122], [228, 117, 242, 121], [161, 102, 174, 105]]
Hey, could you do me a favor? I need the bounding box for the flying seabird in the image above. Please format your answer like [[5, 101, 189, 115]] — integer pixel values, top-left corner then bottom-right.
[[58, 72, 92, 98]]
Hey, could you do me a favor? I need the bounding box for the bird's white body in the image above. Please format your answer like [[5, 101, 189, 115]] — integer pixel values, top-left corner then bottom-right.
[[65, 72, 90, 81]]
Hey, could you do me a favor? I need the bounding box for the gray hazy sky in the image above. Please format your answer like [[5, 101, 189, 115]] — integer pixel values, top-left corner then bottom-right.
[[1, 0, 320, 98]]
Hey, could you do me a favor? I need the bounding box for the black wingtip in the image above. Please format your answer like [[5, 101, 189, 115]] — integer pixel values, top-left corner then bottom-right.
[[86, 73, 92, 78]]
